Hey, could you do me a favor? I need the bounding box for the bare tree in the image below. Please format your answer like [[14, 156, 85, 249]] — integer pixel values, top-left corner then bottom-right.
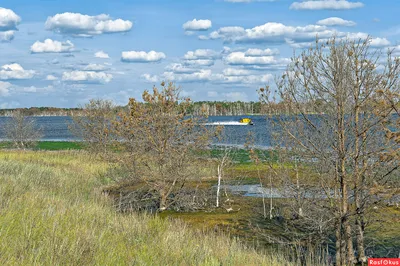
[[70, 99, 116, 155], [259, 37, 400, 265], [211, 126, 239, 209], [3, 110, 43, 149], [216, 148, 230, 208], [112, 82, 215, 211]]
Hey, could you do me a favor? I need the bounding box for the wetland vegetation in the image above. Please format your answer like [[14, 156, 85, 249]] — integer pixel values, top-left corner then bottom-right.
[[1, 37, 399, 266]]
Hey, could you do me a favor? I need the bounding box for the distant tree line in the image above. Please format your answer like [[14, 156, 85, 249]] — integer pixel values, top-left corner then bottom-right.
[[0, 100, 332, 117], [189, 101, 261, 116], [0, 107, 82, 116]]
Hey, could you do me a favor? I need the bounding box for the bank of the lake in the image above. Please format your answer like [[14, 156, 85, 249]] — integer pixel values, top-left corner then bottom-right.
[[0, 115, 275, 147], [0, 141, 83, 150], [1, 146, 398, 261], [0, 150, 290, 265]]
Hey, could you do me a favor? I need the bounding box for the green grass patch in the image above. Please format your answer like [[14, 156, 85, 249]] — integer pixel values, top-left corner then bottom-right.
[[0, 141, 12, 149], [35, 141, 83, 150], [366, 206, 400, 258], [0, 141, 83, 150], [195, 148, 278, 164]]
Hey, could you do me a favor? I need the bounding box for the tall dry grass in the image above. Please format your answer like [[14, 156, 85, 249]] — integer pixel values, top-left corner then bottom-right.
[[0, 150, 291, 265]]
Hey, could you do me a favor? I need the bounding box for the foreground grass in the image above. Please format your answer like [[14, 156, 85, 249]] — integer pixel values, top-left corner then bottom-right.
[[0, 150, 289, 266]]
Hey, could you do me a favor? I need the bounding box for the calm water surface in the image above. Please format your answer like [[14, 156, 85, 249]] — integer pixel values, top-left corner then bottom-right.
[[0, 115, 275, 147]]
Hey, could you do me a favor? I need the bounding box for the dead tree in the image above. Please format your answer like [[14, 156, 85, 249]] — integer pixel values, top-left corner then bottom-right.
[[3, 110, 43, 149], [259, 37, 400, 265], [69, 99, 116, 155]]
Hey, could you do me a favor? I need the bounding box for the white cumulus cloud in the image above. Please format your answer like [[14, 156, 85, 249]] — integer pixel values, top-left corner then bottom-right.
[[290, 0, 364, 10], [0, 64, 35, 80], [184, 49, 219, 60], [95, 51, 110, 58], [143, 69, 273, 85], [207, 22, 338, 44], [288, 34, 391, 49], [141, 74, 159, 83], [30, 39, 75, 53], [206, 26, 245, 41], [222, 68, 251, 76], [245, 48, 280, 56], [0, 30, 14, 42], [317, 17, 356, 27], [0, 7, 21, 42], [369, 37, 391, 47], [20, 85, 54, 93], [181, 49, 218, 67], [182, 59, 215, 67], [213, 73, 273, 84], [165, 63, 198, 74], [46, 75, 58, 81], [62, 71, 113, 83], [0, 81, 12, 96], [164, 70, 213, 82], [183, 19, 212, 31], [225, 51, 290, 66], [121, 51, 166, 63], [45, 12, 132, 37], [83, 64, 108, 71], [0, 7, 21, 30]]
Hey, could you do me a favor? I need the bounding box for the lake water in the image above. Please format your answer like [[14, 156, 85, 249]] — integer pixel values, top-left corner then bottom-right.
[[0, 115, 274, 147], [222, 184, 334, 199], [222, 184, 400, 204]]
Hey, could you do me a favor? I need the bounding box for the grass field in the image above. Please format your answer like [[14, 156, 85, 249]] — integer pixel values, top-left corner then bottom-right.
[[0, 150, 290, 265], [1, 141, 269, 160], [0, 141, 83, 150], [1, 143, 397, 262]]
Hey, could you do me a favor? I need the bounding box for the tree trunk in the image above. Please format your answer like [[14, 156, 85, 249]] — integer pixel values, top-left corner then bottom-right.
[[159, 192, 168, 212], [217, 165, 221, 207], [352, 81, 367, 263], [295, 161, 303, 217], [269, 170, 273, 219], [342, 176, 355, 265], [355, 213, 366, 264], [354, 170, 367, 264], [335, 218, 343, 266], [344, 215, 355, 264], [338, 88, 354, 265]]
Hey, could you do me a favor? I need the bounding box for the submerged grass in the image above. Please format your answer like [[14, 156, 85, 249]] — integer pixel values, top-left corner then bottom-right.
[[0, 150, 291, 266], [196, 148, 278, 164]]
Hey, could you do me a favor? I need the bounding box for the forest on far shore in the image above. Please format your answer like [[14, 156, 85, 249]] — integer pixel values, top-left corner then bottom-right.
[[0, 100, 326, 117]]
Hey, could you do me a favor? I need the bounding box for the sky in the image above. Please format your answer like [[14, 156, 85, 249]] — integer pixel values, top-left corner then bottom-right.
[[0, 0, 399, 108]]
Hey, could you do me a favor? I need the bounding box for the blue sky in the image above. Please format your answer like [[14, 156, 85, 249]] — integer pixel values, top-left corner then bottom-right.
[[0, 0, 399, 108]]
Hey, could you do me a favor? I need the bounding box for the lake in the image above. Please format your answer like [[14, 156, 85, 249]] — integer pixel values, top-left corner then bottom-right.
[[0, 115, 274, 147]]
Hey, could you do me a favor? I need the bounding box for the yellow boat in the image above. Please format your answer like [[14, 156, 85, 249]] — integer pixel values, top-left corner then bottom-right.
[[239, 118, 254, 125]]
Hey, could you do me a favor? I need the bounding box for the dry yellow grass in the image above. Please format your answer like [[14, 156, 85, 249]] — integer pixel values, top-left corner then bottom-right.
[[0, 150, 291, 266]]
